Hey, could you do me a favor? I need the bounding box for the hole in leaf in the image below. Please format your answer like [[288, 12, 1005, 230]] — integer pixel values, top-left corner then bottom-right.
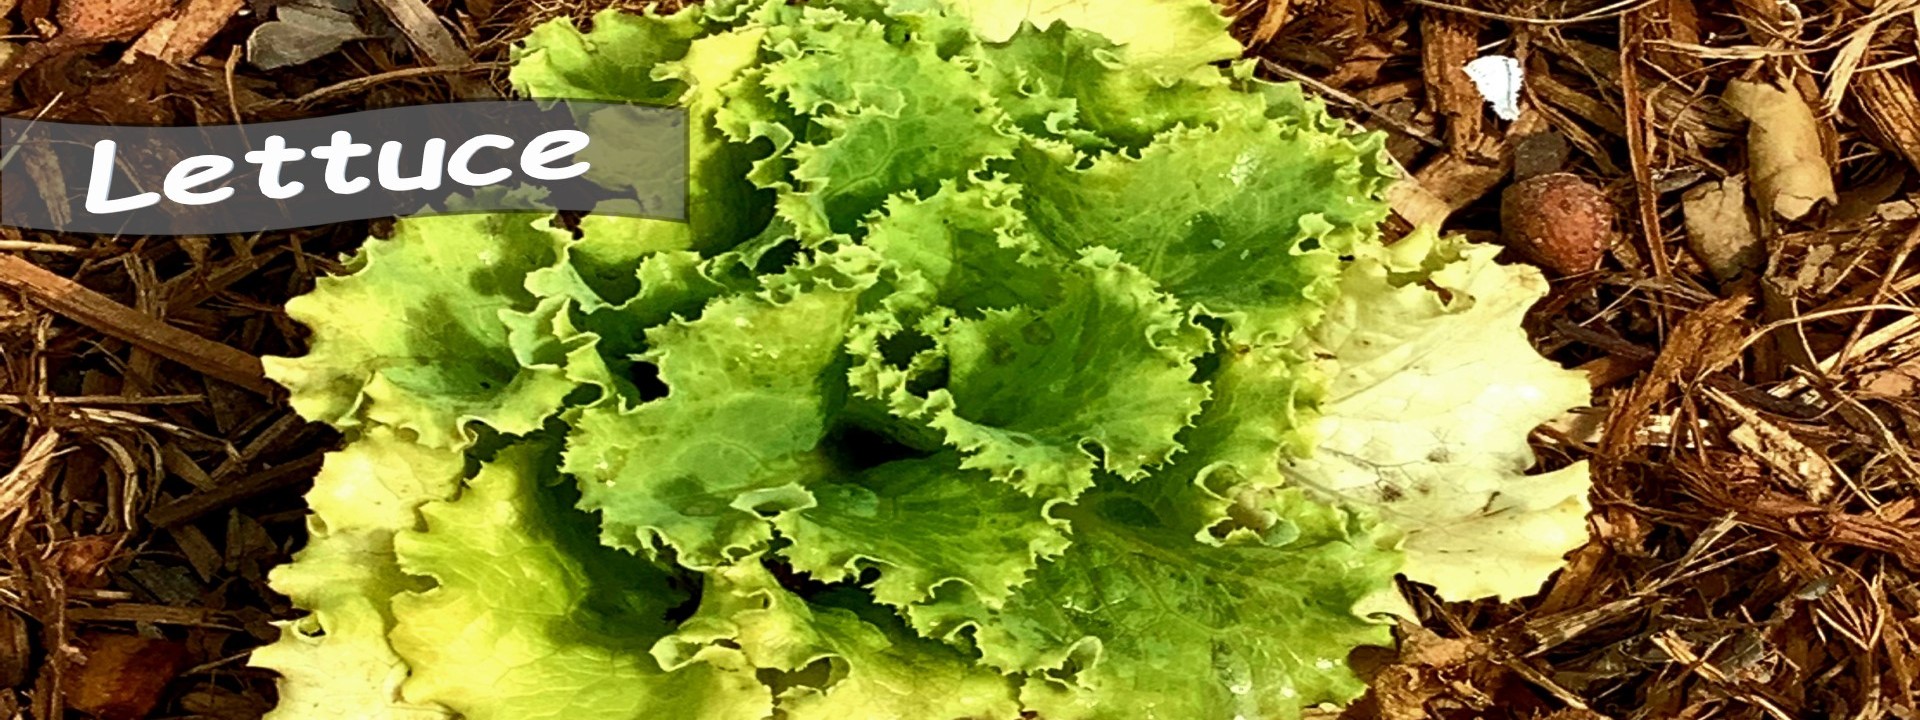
[[629, 362, 669, 401], [877, 329, 933, 367], [758, 657, 837, 693], [823, 423, 922, 471], [661, 574, 705, 625]]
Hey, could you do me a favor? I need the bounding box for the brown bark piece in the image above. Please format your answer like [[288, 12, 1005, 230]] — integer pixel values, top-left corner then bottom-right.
[[1851, 65, 1920, 173], [1420, 11, 1486, 153], [54, 0, 174, 45], [1250, 0, 1295, 46], [127, 0, 244, 65], [0, 608, 28, 687], [1599, 296, 1750, 462], [0, 255, 273, 396], [1637, 0, 1702, 75]]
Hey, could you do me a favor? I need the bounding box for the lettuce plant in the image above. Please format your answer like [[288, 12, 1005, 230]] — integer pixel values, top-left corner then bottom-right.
[[250, 0, 1593, 717]]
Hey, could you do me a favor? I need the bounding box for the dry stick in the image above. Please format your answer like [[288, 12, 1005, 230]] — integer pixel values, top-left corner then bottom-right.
[[1619, 10, 1672, 280], [0, 256, 275, 396], [146, 453, 323, 527], [1407, 0, 1655, 25], [0, 241, 84, 254], [0, 394, 205, 405], [270, 63, 504, 107], [1259, 60, 1445, 148], [1830, 223, 1920, 373]]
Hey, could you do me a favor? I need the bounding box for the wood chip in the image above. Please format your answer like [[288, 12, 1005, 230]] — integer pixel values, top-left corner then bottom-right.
[[1249, 0, 1294, 46], [0, 430, 60, 530], [54, 0, 175, 45], [66, 603, 224, 626], [1599, 297, 1750, 461], [1637, 0, 1703, 75], [1419, 12, 1488, 152], [1708, 388, 1837, 502], [127, 0, 244, 65], [1850, 65, 1920, 173], [0, 256, 274, 396], [146, 453, 323, 527], [167, 523, 224, 581], [0, 608, 28, 687]]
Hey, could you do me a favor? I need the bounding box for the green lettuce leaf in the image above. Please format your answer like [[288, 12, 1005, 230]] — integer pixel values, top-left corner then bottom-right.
[[509, 8, 703, 105], [260, 1, 1597, 718], [390, 441, 773, 720], [770, 453, 1069, 610], [662, 560, 1023, 720], [954, 0, 1241, 76], [925, 249, 1212, 499], [759, 6, 1018, 238], [514, 13, 776, 255], [1285, 231, 1593, 601], [1012, 111, 1393, 344], [563, 247, 883, 566], [263, 214, 576, 449], [249, 427, 464, 720], [908, 478, 1398, 720], [978, 21, 1264, 149]]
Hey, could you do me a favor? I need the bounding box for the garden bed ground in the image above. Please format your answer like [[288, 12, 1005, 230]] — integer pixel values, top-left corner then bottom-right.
[[1, 0, 1916, 718]]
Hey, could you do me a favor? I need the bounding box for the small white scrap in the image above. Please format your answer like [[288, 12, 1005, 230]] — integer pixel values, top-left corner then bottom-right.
[[1463, 55, 1524, 121]]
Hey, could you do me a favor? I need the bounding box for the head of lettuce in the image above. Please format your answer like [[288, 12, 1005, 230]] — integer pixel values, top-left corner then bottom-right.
[[250, 0, 1594, 718]]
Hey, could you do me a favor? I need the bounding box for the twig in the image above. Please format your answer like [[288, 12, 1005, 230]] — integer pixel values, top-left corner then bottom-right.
[[268, 63, 505, 107], [1259, 60, 1445, 148], [0, 242, 85, 254], [0, 256, 275, 395], [1619, 10, 1672, 279], [1830, 223, 1920, 372], [0, 431, 61, 531], [0, 394, 205, 406], [146, 453, 324, 527], [1734, 303, 1920, 357], [1408, 0, 1655, 26]]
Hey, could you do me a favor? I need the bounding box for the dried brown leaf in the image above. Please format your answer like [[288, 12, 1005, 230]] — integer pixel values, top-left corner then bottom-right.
[[1250, 0, 1295, 46], [1724, 79, 1838, 221], [1682, 175, 1765, 281], [66, 633, 188, 720], [1862, 358, 1920, 397]]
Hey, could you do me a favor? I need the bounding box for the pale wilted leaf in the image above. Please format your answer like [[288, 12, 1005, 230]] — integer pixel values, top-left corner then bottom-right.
[[1723, 79, 1837, 221]]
